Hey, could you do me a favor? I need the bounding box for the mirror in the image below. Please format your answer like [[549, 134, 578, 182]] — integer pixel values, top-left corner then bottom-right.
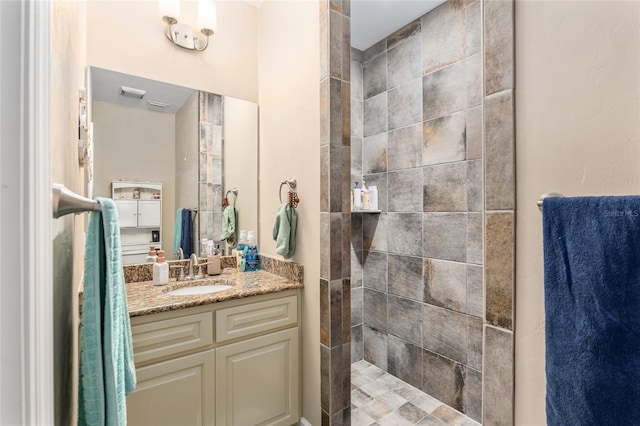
[[88, 67, 258, 264]]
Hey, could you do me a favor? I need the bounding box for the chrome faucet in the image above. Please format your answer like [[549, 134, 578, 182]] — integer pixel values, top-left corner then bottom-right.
[[188, 253, 199, 280], [175, 247, 184, 260]]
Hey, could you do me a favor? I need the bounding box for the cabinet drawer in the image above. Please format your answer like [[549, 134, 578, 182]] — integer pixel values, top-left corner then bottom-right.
[[216, 295, 298, 343], [131, 312, 213, 365]]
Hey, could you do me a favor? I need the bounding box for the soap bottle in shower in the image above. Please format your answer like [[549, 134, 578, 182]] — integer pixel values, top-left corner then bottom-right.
[[353, 182, 362, 210], [362, 180, 371, 210]]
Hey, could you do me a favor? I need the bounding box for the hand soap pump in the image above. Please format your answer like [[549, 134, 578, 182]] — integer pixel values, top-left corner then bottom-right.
[[153, 250, 169, 285], [145, 245, 157, 263], [208, 244, 221, 276], [242, 231, 260, 272]]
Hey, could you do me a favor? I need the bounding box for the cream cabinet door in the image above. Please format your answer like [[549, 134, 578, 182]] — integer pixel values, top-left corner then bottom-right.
[[127, 350, 215, 426], [115, 200, 138, 228], [137, 200, 161, 228], [215, 328, 299, 426]]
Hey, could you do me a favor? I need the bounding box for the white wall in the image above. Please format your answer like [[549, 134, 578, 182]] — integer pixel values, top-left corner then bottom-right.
[[86, 0, 258, 102], [258, 1, 321, 424], [515, 1, 640, 423]]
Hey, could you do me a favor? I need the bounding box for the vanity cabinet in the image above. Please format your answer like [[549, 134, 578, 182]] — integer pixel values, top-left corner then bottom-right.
[[126, 291, 300, 426]]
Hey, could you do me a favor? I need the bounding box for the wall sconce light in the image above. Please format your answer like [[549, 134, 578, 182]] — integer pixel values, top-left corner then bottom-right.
[[159, 0, 217, 51]]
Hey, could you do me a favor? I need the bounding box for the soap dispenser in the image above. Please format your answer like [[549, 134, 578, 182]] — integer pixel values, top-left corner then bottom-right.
[[207, 245, 221, 276], [145, 245, 157, 263], [153, 250, 169, 285]]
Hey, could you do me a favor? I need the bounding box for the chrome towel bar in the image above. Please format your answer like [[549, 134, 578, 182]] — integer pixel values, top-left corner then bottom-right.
[[52, 184, 101, 218], [537, 192, 565, 211]]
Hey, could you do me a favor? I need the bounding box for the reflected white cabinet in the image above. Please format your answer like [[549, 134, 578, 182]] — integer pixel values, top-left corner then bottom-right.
[[127, 291, 300, 426], [115, 200, 138, 228], [137, 200, 162, 227]]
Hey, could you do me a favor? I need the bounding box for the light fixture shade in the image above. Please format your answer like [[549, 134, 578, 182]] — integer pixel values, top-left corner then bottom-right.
[[197, 0, 217, 35], [159, 0, 180, 22]]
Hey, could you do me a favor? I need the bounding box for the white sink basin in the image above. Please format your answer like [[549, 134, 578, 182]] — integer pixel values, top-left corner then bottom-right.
[[166, 284, 233, 296]]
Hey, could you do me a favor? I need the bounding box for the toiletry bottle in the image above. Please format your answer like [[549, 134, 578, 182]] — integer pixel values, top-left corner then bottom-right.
[[362, 180, 371, 210], [236, 230, 247, 271], [242, 231, 260, 272], [370, 185, 378, 211], [207, 246, 221, 276], [353, 182, 362, 210], [153, 250, 169, 285], [145, 245, 157, 263]]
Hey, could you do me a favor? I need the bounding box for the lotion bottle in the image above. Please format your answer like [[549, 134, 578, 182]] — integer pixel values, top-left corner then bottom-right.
[[153, 250, 169, 285]]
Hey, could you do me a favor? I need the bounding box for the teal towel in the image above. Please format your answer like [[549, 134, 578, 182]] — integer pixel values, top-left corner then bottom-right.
[[173, 208, 183, 255], [220, 206, 238, 248], [79, 198, 136, 426], [272, 204, 297, 259]]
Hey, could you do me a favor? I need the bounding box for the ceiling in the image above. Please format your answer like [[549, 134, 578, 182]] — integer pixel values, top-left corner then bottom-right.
[[351, 0, 446, 50], [90, 67, 195, 114]]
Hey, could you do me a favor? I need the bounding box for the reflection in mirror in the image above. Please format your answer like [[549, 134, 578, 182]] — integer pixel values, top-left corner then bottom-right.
[[89, 67, 258, 264]]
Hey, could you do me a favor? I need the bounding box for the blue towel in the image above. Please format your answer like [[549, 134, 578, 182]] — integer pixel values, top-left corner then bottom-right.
[[180, 208, 194, 258], [543, 196, 640, 425], [79, 198, 136, 426], [173, 208, 183, 255]]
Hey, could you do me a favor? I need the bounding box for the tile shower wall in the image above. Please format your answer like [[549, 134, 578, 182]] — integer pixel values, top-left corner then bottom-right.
[[350, 1, 483, 421], [198, 92, 224, 248]]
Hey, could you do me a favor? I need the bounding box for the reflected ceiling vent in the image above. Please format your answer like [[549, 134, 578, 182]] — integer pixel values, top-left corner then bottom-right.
[[147, 100, 170, 109], [120, 86, 146, 99]]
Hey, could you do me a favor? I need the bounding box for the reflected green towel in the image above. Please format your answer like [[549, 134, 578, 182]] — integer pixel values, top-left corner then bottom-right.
[[220, 206, 238, 248], [173, 208, 183, 255], [79, 198, 136, 426], [272, 204, 297, 259]]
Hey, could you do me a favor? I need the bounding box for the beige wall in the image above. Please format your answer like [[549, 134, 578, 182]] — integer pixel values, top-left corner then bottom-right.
[[51, 0, 86, 423], [93, 101, 177, 253], [515, 1, 640, 423], [258, 1, 321, 424], [175, 91, 199, 217], [85, 0, 258, 102]]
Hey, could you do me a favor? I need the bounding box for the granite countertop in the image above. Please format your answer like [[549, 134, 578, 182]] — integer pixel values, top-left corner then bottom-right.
[[126, 268, 303, 317]]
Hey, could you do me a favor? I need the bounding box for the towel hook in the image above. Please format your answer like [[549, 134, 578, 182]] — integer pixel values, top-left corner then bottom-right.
[[279, 178, 297, 203], [222, 188, 238, 208]]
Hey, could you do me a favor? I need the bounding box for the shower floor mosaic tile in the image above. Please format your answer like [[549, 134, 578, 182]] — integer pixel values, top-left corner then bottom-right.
[[351, 361, 480, 426]]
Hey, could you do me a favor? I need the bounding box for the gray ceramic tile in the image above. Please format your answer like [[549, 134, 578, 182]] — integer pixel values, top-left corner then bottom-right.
[[376, 389, 407, 411], [330, 213, 344, 280], [352, 407, 376, 425], [351, 61, 363, 100], [386, 213, 423, 256], [422, 349, 465, 412], [388, 296, 422, 345], [423, 61, 466, 122], [467, 160, 484, 212], [364, 53, 387, 99], [351, 250, 364, 288], [351, 136, 363, 180], [363, 173, 388, 212], [466, 54, 482, 108], [387, 18, 421, 49], [485, 212, 514, 329], [484, 326, 514, 425], [330, 77, 343, 146], [421, 2, 465, 74], [463, 367, 482, 422], [329, 10, 343, 79], [351, 213, 363, 251], [466, 265, 483, 318], [410, 392, 443, 414], [364, 39, 387, 62], [363, 251, 388, 292], [485, 0, 514, 95], [363, 132, 388, 174], [431, 404, 466, 424], [467, 317, 483, 371], [415, 413, 448, 425], [352, 286, 363, 326], [330, 344, 347, 414], [362, 398, 393, 420], [388, 123, 423, 171], [351, 99, 363, 138], [423, 259, 467, 314], [398, 402, 428, 423], [342, 16, 351, 80], [423, 111, 466, 166], [363, 212, 387, 252], [485, 90, 515, 210], [364, 325, 388, 370], [465, 106, 482, 160], [330, 146, 349, 212], [388, 168, 423, 212], [388, 35, 421, 90], [321, 344, 330, 412], [330, 279, 344, 347], [423, 162, 468, 212], [321, 279, 330, 346], [465, 1, 481, 57], [423, 213, 468, 262], [341, 81, 351, 147], [423, 302, 469, 364], [343, 279, 351, 344], [352, 324, 364, 363], [351, 47, 364, 63], [364, 288, 388, 333], [467, 212, 482, 265], [388, 79, 422, 130], [388, 254, 424, 301], [364, 93, 388, 137], [320, 78, 329, 145]]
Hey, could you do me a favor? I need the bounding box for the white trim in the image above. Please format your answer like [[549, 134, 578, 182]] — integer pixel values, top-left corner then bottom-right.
[[0, 0, 53, 423]]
